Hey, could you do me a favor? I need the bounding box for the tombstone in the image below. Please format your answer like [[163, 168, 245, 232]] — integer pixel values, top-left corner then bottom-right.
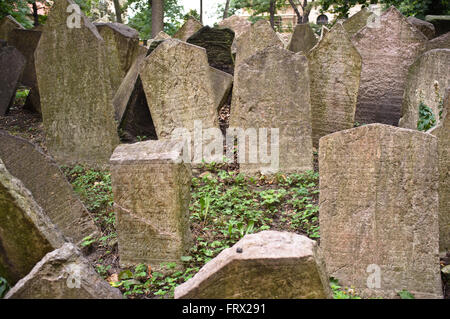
[[230, 46, 313, 175], [399, 49, 450, 129], [353, 7, 427, 126], [187, 26, 235, 74], [0, 15, 24, 41], [7, 29, 42, 114], [218, 15, 251, 54], [429, 88, 450, 253], [234, 20, 283, 70], [319, 124, 442, 299], [153, 30, 170, 40], [95, 23, 140, 93], [0, 159, 65, 285], [209, 67, 233, 111], [277, 32, 291, 47], [425, 15, 450, 36], [35, 0, 119, 167], [407, 16, 436, 39], [175, 231, 332, 299], [0, 130, 98, 244], [140, 39, 218, 140], [173, 17, 203, 41], [287, 23, 318, 54], [343, 7, 373, 38], [0, 44, 25, 116], [427, 32, 450, 50], [5, 243, 123, 299], [110, 140, 192, 270], [307, 22, 362, 148]]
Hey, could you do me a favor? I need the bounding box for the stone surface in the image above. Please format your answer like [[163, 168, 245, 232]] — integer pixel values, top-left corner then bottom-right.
[[209, 67, 233, 111], [173, 17, 203, 41], [408, 16, 436, 39], [353, 7, 427, 126], [0, 160, 65, 285], [234, 20, 283, 70], [175, 231, 332, 299], [287, 23, 318, 54], [399, 49, 450, 129], [218, 15, 251, 54], [0, 45, 25, 116], [140, 39, 218, 139], [319, 124, 442, 299], [0, 15, 24, 41], [343, 7, 372, 38], [319, 26, 329, 41], [35, 0, 119, 167], [307, 22, 362, 148], [0, 130, 98, 244], [110, 140, 192, 270], [187, 26, 235, 74], [427, 32, 450, 50], [230, 46, 313, 174], [5, 243, 123, 299], [429, 88, 450, 253], [7, 29, 42, 114], [425, 15, 450, 36]]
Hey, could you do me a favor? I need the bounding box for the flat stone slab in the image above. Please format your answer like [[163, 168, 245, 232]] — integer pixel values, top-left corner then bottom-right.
[[173, 17, 203, 41], [287, 23, 318, 54], [175, 231, 332, 299], [0, 45, 25, 115]]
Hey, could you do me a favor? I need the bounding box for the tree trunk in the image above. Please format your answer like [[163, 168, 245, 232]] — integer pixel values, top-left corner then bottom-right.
[[200, 0, 203, 24], [302, 0, 310, 23], [269, 0, 275, 30], [113, 0, 123, 23], [288, 0, 302, 24], [151, 0, 164, 38], [32, 2, 39, 27], [223, 0, 231, 19]]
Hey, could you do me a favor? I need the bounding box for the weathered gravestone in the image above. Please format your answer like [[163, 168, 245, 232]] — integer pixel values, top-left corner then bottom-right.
[[140, 39, 218, 140], [342, 7, 372, 38], [427, 32, 450, 50], [0, 130, 98, 244], [407, 16, 436, 39], [209, 67, 233, 111], [399, 49, 450, 129], [187, 26, 235, 74], [287, 23, 318, 54], [0, 44, 25, 116], [8, 29, 42, 114], [35, 0, 119, 167], [173, 17, 203, 41], [319, 124, 442, 299], [353, 6, 427, 126], [429, 88, 450, 253], [0, 15, 24, 41], [218, 15, 251, 54], [230, 46, 313, 174], [5, 243, 123, 299], [175, 231, 332, 299], [307, 22, 362, 148], [0, 159, 65, 285], [110, 140, 192, 270], [234, 20, 283, 70], [95, 23, 140, 93]]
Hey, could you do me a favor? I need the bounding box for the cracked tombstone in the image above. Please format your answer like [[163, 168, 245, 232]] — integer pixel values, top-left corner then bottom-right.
[[0, 15, 24, 41], [287, 23, 318, 54], [0, 43, 25, 116], [173, 17, 203, 41], [319, 124, 442, 299]]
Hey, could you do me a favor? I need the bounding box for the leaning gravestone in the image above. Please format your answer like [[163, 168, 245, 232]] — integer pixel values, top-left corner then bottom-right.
[[8, 29, 42, 114], [427, 32, 450, 50], [399, 49, 450, 129], [140, 39, 218, 139], [0, 160, 65, 285], [35, 0, 119, 167], [287, 23, 318, 54], [429, 88, 450, 253], [5, 243, 123, 299], [0, 130, 98, 244], [319, 124, 442, 299], [209, 67, 233, 111], [110, 140, 192, 270], [0, 15, 24, 41], [173, 17, 203, 41], [407, 16, 436, 39], [234, 20, 283, 70], [0, 44, 25, 116], [307, 22, 362, 148], [230, 46, 313, 174], [187, 26, 235, 74], [353, 6, 427, 126], [175, 231, 332, 299], [343, 7, 373, 38]]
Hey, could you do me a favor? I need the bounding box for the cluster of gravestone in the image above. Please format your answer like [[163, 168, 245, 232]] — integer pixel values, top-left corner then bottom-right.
[[0, 0, 449, 298]]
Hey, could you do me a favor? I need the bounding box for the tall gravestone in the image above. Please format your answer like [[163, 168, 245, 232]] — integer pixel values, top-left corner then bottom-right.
[[230, 46, 313, 174], [287, 23, 318, 54], [0, 44, 25, 115], [307, 22, 362, 148], [319, 124, 442, 299], [0, 130, 98, 244], [173, 17, 202, 41], [343, 7, 373, 38], [35, 0, 119, 167], [0, 15, 24, 41], [399, 49, 450, 129], [110, 140, 192, 270], [353, 6, 427, 126], [0, 160, 65, 285]]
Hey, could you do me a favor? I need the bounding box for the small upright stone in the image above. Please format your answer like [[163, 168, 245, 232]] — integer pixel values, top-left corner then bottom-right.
[[110, 140, 192, 270], [173, 17, 203, 41], [287, 23, 318, 54], [209, 67, 233, 111], [319, 124, 442, 299], [0, 15, 24, 41], [175, 231, 332, 299], [427, 32, 450, 50], [343, 7, 372, 37], [407, 16, 436, 39], [0, 44, 25, 115]]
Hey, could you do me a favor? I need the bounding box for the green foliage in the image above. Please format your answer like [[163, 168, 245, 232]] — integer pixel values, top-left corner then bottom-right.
[[183, 9, 201, 22], [14, 88, 30, 106], [417, 101, 436, 131], [398, 289, 415, 299], [330, 278, 362, 299], [0, 0, 33, 28], [0, 277, 9, 298]]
